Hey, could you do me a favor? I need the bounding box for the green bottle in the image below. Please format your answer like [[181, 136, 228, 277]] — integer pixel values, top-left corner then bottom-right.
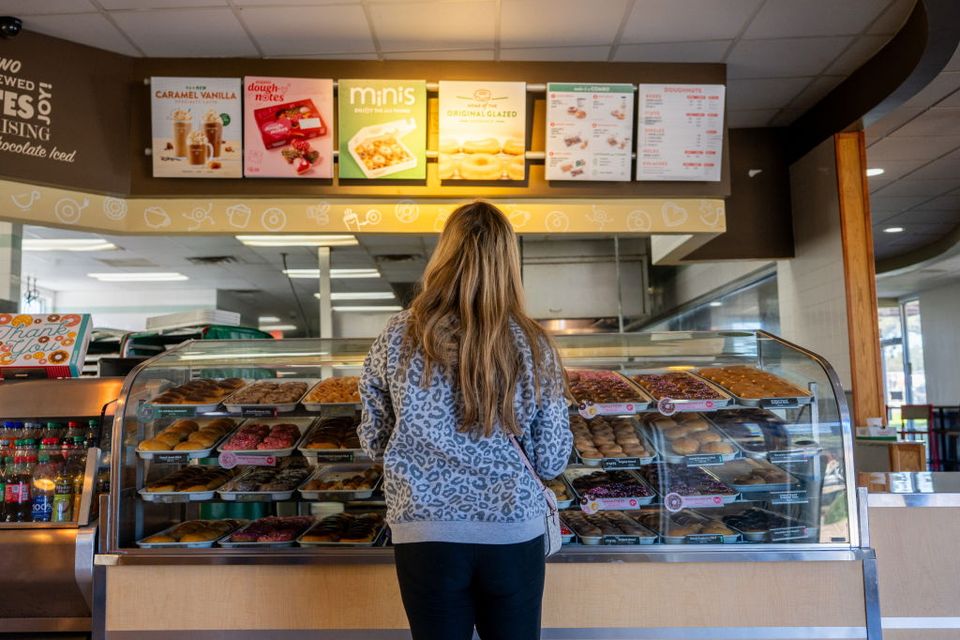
[[52, 467, 73, 522]]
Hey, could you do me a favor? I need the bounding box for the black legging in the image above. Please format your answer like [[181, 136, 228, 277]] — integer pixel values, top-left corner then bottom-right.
[[394, 535, 546, 640]]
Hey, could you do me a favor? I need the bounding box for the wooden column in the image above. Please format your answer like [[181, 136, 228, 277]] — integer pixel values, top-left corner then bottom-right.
[[834, 131, 885, 426]]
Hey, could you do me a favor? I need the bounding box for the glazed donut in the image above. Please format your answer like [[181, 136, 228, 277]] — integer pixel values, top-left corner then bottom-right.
[[506, 156, 526, 181], [502, 138, 525, 155], [438, 153, 456, 180], [459, 153, 502, 180], [463, 138, 501, 155], [438, 138, 460, 155]]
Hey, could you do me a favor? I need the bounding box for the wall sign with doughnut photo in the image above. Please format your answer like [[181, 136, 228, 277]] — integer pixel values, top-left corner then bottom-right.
[[0, 313, 92, 378], [438, 80, 527, 181]]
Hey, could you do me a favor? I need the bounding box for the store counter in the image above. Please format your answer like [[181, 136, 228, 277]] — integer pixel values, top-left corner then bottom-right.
[[863, 472, 960, 639]]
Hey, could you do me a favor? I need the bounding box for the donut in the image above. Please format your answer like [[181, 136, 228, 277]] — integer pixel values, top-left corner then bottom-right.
[[502, 138, 525, 155], [49, 350, 69, 364], [439, 139, 460, 155], [507, 156, 526, 181], [702, 442, 734, 454], [462, 138, 501, 154], [459, 153, 502, 180], [672, 438, 700, 455], [438, 153, 455, 180]]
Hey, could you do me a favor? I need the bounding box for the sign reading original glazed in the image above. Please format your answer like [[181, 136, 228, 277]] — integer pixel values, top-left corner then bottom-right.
[[438, 81, 526, 181], [243, 77, 334, 179], [151, 77, 242, 178], [546, 83, 634, 182], [636, 83, 725, 182], [0, 56, 77, 165], [0, 313, 92, 379], [337, 79, 427, 180]]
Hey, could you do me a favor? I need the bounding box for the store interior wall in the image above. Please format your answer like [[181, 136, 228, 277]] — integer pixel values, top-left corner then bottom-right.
[[54, 287, 219, 332], [915, 281, 960, 405], [778, 137, 853, 390], [0, 222, 21, 314]]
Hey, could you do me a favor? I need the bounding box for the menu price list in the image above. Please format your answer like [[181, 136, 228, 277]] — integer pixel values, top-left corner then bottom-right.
[[636, 83, 725, 182]]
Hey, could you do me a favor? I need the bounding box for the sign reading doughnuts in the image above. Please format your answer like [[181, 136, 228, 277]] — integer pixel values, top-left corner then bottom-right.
[[337, 79, 427, 180], [0, 313, 91, 378], [438, 81, 527, 181]]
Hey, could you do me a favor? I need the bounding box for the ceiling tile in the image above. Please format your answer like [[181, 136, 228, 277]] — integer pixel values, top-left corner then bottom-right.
[[863, 159, 926, 184], [726, 37, 851, 79], [867, 135, 960, 161], [872, 178, 960, 199], [613, 40, 729, 63], [767, 108, 804, 126], [24, 13, 140, 56], [98, 0, 227, 8], [727, 109, 777, 127], [825, 34, 889, 74], [744, 0, 889, 38], [787, 75, 844, 111], [501, 46, 610, 61], [883, 210, 960, 226], [726, 77, 811, 110], [867, 0, 915, 35], [241, 4, 372, 55], [893, 108, 960, 137], [864, 107, 924, 142], [901, 71, 960, 109], [370, 1, 494, 52], [620, 0, 762, 44], [500, 0, 628, 48], [915, 192, 960, 211], [907, 149, 960, 181], [112, 8, 256, 56], [870, 194, 931, 212], [233, 0, 360, 4], [383, 49, 493, 60], [3, 0, 97, 14]]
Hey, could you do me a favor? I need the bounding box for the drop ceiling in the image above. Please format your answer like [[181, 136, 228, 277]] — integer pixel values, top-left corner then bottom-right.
[[7, 0, 914, 127]]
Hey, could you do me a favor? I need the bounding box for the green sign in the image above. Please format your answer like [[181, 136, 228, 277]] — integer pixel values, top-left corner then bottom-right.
[[337, 79, 427, 180]]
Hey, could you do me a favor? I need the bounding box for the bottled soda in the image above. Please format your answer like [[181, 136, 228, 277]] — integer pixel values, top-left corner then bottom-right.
[[84, 419, 100, 449], [5, 454, 32, 522], [65, 421, 83, 443], [52, 466, 73, 523], [46, 421, 65, 441], [31, 453, 55, 522]]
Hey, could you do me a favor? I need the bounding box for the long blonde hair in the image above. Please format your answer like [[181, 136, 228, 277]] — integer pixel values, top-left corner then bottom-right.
[[406, 201, 561, 437]]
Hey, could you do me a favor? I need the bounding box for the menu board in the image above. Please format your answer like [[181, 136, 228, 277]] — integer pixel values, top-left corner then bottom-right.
[[545, 83, 634, 181], [438, 81, 526, 181], [243, 77, 334, 179], [0, 313, 92, 378], [150, 77, 242, 178], [636, 83, 725, 182], [337, 79, 427, 180]]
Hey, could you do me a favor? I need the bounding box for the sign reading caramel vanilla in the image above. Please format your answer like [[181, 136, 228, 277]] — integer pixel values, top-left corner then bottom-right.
[[151, 77, 242, 178], [0, 56, 77, 165], [337, 79, 427, 180], [438, 81, 526, 181]]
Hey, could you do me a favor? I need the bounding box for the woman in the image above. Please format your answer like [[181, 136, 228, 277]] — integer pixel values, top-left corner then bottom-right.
[[359, 201, 572, 640]]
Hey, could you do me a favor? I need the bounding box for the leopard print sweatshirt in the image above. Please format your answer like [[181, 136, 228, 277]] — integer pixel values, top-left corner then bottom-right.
[[358, 311, 572, 544]]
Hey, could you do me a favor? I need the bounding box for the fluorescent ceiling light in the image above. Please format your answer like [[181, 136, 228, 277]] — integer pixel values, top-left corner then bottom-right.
[[237, 235, 357, 247], [259, 324, 298, 331], [320, 292, 395, 300], [284, 268, 381, 279], [24, 238, 117, 252], [333, 305, 403, 313], [708, 301, 723, 307], [88, 272, 188, 282], [883, 226, 904, 234], [258, 315, 281, 323], [866, 168, 885, 177]]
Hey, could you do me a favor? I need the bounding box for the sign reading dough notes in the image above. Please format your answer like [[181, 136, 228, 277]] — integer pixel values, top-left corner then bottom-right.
[[337, 79, 427, 180]]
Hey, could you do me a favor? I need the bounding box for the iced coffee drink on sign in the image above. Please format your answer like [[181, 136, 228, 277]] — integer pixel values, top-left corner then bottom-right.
[[188, 129, 213, 165], [172, 108, 192, 158], [203, 109, 223, 158]]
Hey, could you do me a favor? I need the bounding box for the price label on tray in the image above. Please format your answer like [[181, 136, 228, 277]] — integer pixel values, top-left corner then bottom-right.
[[685, 534, 724, 544], [763, 397, 801, 408], [770, 526, 808, 541], [602, 535, 641, 545], [578, 400, 643, 419], [151, 406, 198, 419], [152, 453, 190, 464], [768, 450, 816, 464], [685, 454, 724, 466], [657, 397, 723, 415], [580, 497, 643, 514], [218, 452, 277, 469], [771, 490, 809, 505], [664, 492, 728, 512], [238, 407, 280, 418], [600, 457, 644, 470], [309, 451, 356, 462]]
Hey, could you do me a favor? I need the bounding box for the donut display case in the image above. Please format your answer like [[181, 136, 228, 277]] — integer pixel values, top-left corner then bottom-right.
[[97, 331, 872, 640]]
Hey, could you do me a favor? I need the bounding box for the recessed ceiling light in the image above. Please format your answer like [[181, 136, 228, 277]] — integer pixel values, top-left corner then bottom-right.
[[321, 292, 396, 300], [284, 268, 381, 279], [24, 238, 117, 252], [237, 235, 358, 247], [708, 301, 723, 307], [87, 272, 188, 282], [258, 315, 281, 323], [883, 226, 904, 233], [259, 324, 297, 331], [333, 305, 403, 313], [866, 168, 885, 177]]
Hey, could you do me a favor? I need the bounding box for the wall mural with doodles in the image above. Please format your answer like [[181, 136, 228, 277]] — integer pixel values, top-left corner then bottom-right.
[[0, 179, 725, 236]]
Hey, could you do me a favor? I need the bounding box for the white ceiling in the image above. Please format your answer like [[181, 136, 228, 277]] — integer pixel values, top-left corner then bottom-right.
[[7, 0, 915, 127]]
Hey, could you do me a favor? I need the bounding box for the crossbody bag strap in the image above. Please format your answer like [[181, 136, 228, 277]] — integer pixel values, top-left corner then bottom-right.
[[508, 435, 557, 518]]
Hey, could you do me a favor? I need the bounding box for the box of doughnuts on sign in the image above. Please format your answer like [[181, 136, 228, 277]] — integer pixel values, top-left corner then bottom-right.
[[243, 76, 334, 178], [0, 313, 92, 378], [438, 80, 527, 181]]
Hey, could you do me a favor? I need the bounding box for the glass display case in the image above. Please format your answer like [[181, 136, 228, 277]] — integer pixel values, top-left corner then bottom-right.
[[104, 330, 859, 557]]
